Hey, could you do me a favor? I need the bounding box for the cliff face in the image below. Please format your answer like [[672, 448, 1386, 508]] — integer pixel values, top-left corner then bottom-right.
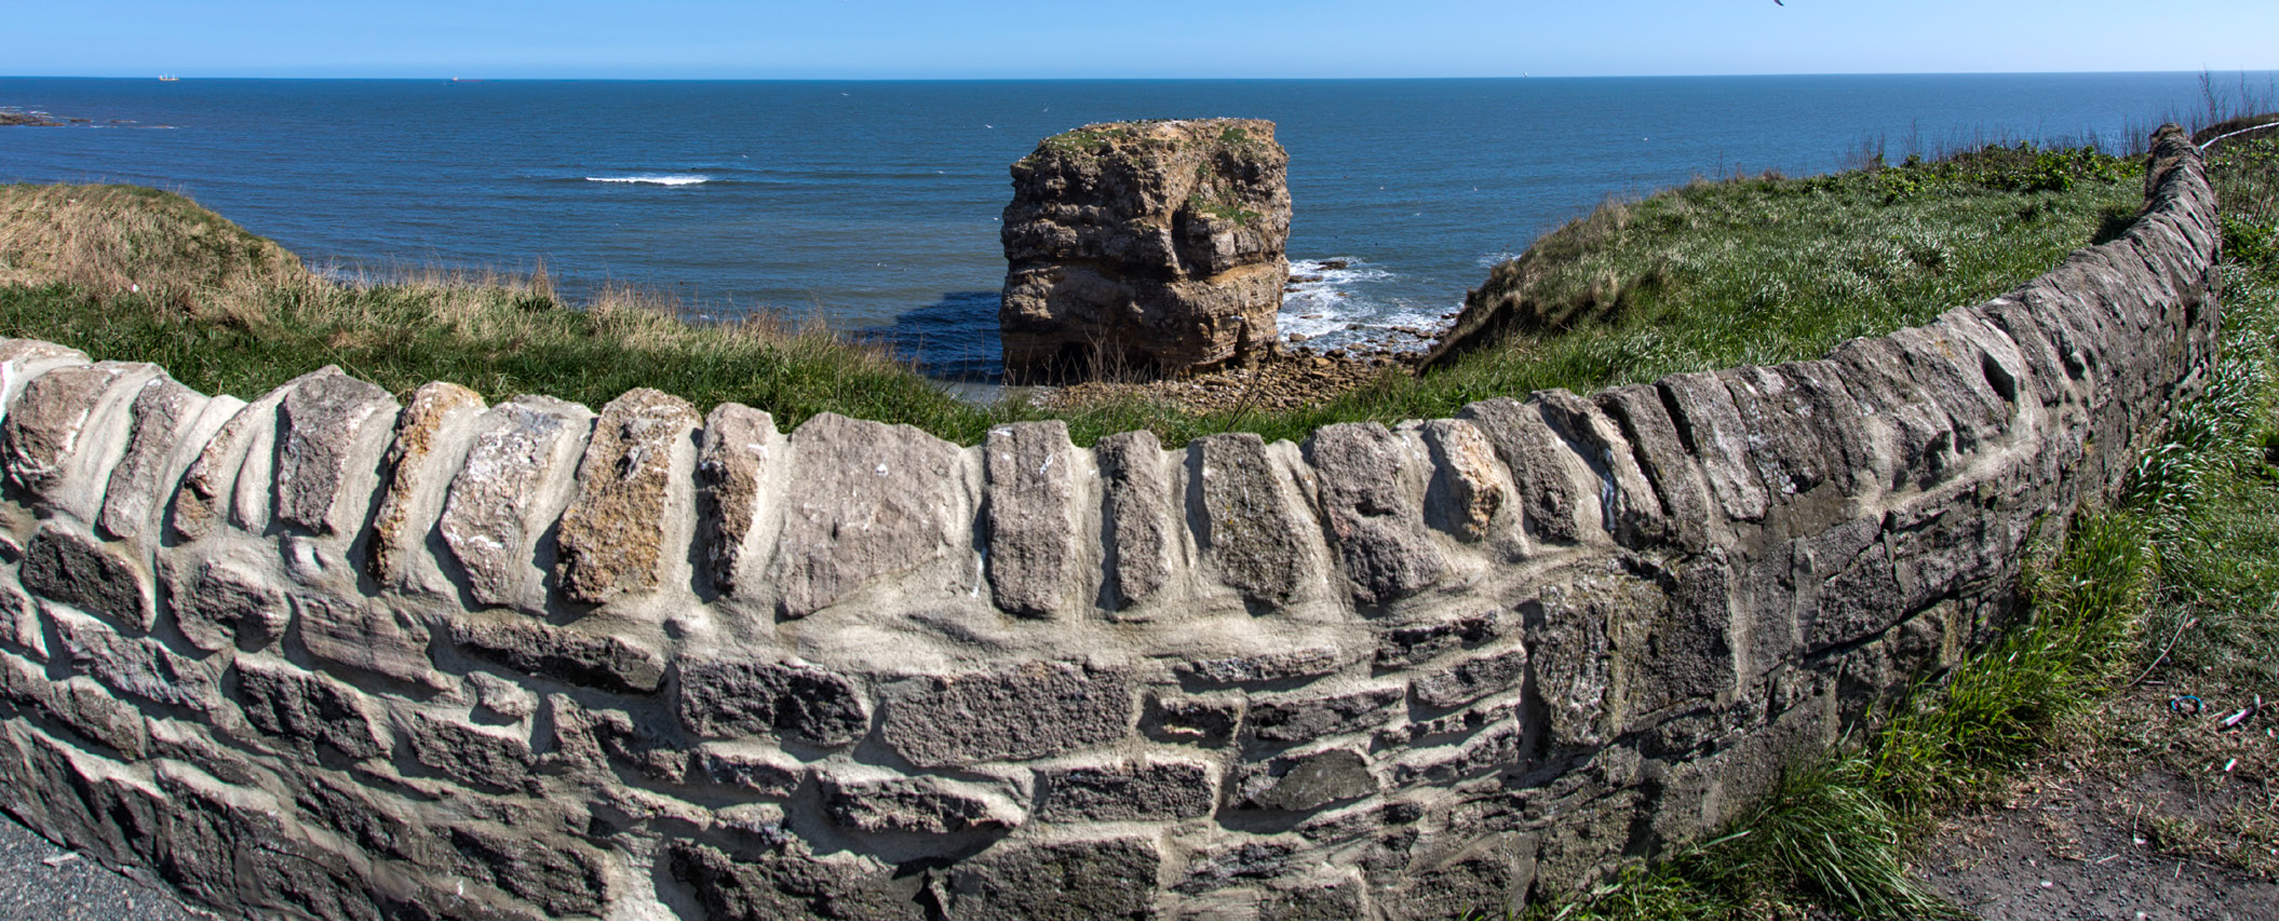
[[1000, 119, 1291, 382]]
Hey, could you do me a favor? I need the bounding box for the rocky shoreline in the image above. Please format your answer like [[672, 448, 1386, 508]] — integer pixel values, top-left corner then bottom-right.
[[1031, 334, 1432, 415]]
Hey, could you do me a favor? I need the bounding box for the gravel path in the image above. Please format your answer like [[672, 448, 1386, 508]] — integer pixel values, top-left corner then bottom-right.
[[0, 812, 202, 921]]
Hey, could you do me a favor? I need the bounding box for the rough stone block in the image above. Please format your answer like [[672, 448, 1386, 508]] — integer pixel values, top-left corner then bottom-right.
[[1034, 756, 1216, 821], [1246, 686, 1404, 743], [668, 840, 915, 921], [438, 396, 593, 609], [1195, 432, 1309, 606], [47, 604, 223, 713], [879, 662, 1133, 767], [1374, 610, 1503, 668], [692, 745, 803, 797], [448, 823, 611, 917], [1306, 422, 1446, 604], [453, 617, 666, 695], [0, 363, 130, 500], [1174, 646, 1358, 684], [1141, 692, 1243, 746], [1536, 389, 1669, 547], [1655, 371, 1769, 522], [368, 381, 486, 585], [1411, 646, 1528, 710], [819, 774, 1022, 834], [275, 366, 396, 535], [22, 525, 152, 632], [1233, 748, 1378, 812], [166, 552, 292, 653], [296, 593, 438, 687], [696, 402, 777, 593], [984, 421, 1082, 618], [47, 675, 151, 759], [1175, 840, 1299, 894], [1420, 418, 1510, 543], [950, 836, 1162, 921], [97, 376, 204, 540], [676, 656, 869, 746], [1458, 397, 1593, 544], [234, 657, 387, 760], [556, 387, 700, 604], [466, 671, 538, 721], [1259, 875, 1370, 921], [408, 711, 536, 793], [1826, 335, 1963, 491], [772, 412, 963, 619], [1096, 429, 1173, 608], [0, 583, 44, 659], [1595, 383, 1716, 551]]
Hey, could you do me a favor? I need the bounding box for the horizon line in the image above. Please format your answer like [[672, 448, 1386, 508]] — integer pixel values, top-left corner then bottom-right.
[[7, 68, 2276, 84]]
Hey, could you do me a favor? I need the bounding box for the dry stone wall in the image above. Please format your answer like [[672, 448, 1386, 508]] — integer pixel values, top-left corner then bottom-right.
[[0, 128, 2222, 920]]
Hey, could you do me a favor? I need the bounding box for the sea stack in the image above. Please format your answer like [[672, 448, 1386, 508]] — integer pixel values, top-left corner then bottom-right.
[[1000, 118, 1291, 382]]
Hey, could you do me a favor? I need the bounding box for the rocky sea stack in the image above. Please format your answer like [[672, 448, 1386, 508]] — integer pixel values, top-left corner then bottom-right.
[[1000, 118, 1291, 383]]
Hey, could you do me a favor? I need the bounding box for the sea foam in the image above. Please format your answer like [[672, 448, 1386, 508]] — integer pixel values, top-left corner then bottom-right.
[[584, 174, 710, 186]]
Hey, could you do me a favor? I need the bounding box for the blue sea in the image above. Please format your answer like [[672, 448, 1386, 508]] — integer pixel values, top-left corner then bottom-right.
[[1, 74, 2263, 379]]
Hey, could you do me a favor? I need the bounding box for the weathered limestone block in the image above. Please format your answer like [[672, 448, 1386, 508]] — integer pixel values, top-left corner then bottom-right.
[[0, 362, 140, 505], [1458, 397, 1595, 545], [438, 396, 594, 609], [693, 745, 803, 796], [1234, 748, 1379, 812], [696, 403, 780, 593], [0, 583, 43, 659], [275, 367, 397, 536], [32, 674, 151, 758], [173, 372, 314, 541], [1536, 389, 1669, 547], [1411, 646, 1529, 710], [453, 616, 666, 694], [233, 657, 387, 760], [407, 710, 537, 793], [1654, 372, 1769, 523], [557, 387, 700, 604], [1141, 692, 1244, 747], [879, 663, 1133, 767], [164, 551, 292, 653], [368, 382, 487, 586], [1717, 363, 1866, 509], [0, 338, 87, 368], [47, 604, 223, 713], [466, 672, 538, 721], [1247, 686, 1405, 744], [1306, 423, 1446, 604], [1420, 418, 1511, 544], [295, 593, 437, 687], [1374, 610, 1505, 668], [676, 656, 869, 746], [951, 836, 1162, 921], [1196, 432, 1311, 606], [1389, 719, 1526, 785], [984, 421, 1082, 618], [21, 525, 152, 632], [1034, 756, 1217, 821], [1176, 646, 1360, 684], [772, 413, 963, 619], [1594, 384, 1714, 551], [1001, 118, 1291, 381], [1096, 429, 1174, 609], [818, 773, 1023, 834], [1826, 335, 1963, 491], [97, 376, 212, 540], [446, 822, 613, 917], [668, 840, 915, 921]]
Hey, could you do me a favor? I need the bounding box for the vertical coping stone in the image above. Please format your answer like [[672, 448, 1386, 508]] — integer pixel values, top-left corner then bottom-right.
[[439, 397, 593, 610], [173, 370, 325, 541], [1535, 389, 1668, 548], [275, 367, 398, 537], [97, 377, 206, 541], [1654, 371, 1769, 523], [1306, 423, 1446, 605], [1594, 384, 1713, 552], [696, 403, 778, 594], [1195, 432, 1308, 607], [369, 382, 488, 585], [772, 413, 963, 620], [1826, 335, 1964, 492], [1457, 397, 1591, 545], [0, 363, 138, 506], [1885, 324, 2012, 457], [1095, 430, 1173, 610], [556, 388, 701, 605], [985, 420, 1081, 619], [1420, 418, 1510, 544]]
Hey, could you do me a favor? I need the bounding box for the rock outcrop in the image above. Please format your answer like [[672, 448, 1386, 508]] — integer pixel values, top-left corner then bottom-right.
[[1000, 118, 1291, 382]]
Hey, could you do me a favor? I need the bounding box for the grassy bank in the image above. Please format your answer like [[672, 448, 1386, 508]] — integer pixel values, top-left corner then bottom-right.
[[2, 138, 2144, 448]]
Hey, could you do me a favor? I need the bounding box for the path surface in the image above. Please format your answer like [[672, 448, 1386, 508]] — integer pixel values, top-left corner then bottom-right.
[[0, 811, 200, 920]]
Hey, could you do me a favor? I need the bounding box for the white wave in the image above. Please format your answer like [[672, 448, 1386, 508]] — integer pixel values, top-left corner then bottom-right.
[[584, 174, 709, 186]]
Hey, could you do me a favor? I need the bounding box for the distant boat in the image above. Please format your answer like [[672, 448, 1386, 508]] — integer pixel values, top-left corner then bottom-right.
[[451, 77, 485, 83], [157, 74, 179, 82]]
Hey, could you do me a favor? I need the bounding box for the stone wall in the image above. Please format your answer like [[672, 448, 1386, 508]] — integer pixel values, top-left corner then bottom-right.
[[0, 128, 2220, 920]]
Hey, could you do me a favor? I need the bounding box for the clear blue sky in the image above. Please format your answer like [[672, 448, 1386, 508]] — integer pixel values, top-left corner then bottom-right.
[[11, 0, 2276, 79]]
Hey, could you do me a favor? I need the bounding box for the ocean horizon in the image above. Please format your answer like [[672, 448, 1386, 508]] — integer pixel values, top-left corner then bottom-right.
[[4, 72, 2269, 379]]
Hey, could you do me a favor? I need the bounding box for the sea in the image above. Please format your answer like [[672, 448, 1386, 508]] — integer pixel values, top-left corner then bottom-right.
[[1, 73, 2265, 380]]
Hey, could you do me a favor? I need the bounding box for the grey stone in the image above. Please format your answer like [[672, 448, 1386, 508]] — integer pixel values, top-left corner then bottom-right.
[[951, 836, 1162, 921], [275, 366, 395, 535], [1527, 579, 1639, 748], [1096, 429, 1173, 608], [879, 662, 1133, 767], [466, 671, 537, 720], [447, 823, 612, 917], [668, 840, 915, 921], [296, 593, 437, 686], [1826, 335, 1962, 491], [1034, 757, 1216, 821], [1536, 389, 1668, 547], [696, 402, 776, 593], [819, 774, 1021, 834], [438, 396, 591, 609], [772, 412, 963, 619], [21, 525, 151, 632], [1388, 836, 1532, 921], [1259, 876, 1369, 921], [453, 617, 666, 694], [0, 363, 125, 499], [47, 605, 223, 712], [1141, 692, 1243, 746], [1390, 720, 1526, 785], [1306, 422, 1446, 604], [368, 381, 486, 584], [1628, 555, 1741, 717], [408, 711, 537, 793], [541, 694, 685, 782], [175, 370, 331, 540], [0, 339, 87, 364], [1174, 646, 1357, 684], [166, 553, 292, 652], [693, 746, 803, 796], [556, 387, 700, 604], [1247, 686, 1404, 743], [46, 675, 151, 759], [233, 656, 387, 760], [1375, 610, 1504, 668], [97, 376, 202, 540], [1596, 384, 1715, 551], [985, 420, 1080, 618], [676, 656, 869, 746], [0, 582, 43, 659], [1195, 432, 1308, 606], [1458, 397, 1591, 544], [1655, 371, 1769, 522], [1717, 364, 1856, 505], [1420, 418, 1509, 543], [1411, 647, 1528, 709], [1176, 840, 1299, 893], [1235, 748, 1378, 812]]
